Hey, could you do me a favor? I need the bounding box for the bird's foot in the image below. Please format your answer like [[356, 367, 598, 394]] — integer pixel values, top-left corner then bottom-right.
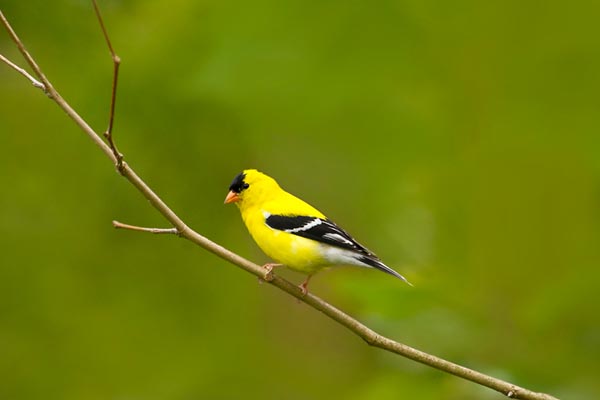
[[298, 275, 312, 297], [259, 263, 283, 283], [298, 283, 308, 296]]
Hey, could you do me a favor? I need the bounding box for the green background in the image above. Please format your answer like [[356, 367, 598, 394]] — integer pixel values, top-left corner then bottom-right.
[[1, 1, 599, 399]]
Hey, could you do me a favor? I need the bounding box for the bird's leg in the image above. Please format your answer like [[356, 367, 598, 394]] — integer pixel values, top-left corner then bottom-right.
[[298, 274, 313, 296], [260, 263, 283, 283]]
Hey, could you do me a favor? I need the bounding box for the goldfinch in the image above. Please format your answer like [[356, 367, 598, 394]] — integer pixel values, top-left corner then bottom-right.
[[224, 169, 411, 294]]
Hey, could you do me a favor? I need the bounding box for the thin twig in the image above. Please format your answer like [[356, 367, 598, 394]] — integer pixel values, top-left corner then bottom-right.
[[0, 6, 560, 400], [92, 0, 123, 173], [0, 53, 45, 90], [113, 220, 179, 235], [1, 9, 115, 161], [0, 10, 54, 96]]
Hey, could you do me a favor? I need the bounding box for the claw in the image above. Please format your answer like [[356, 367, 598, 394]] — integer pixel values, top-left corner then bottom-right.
[[259, 263, 282, 283]]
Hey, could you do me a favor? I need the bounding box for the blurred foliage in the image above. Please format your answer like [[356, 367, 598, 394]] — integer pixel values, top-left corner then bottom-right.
[[1, 1, 599, 399]]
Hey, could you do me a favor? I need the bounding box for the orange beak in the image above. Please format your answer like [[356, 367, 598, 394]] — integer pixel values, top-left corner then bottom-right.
[[224, 190, 240, 204]]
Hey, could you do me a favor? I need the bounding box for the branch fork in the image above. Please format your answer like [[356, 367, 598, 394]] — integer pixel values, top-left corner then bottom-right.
[[0, 53, 45, 91]]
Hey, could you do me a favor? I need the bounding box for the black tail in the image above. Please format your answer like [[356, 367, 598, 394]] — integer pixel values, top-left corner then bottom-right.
[[357, 256, 413, 286]]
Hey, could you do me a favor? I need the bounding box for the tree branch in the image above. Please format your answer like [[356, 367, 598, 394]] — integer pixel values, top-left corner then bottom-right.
[[0, 5, 559, 400], [112, 220, 180, 235], [0, 52, 45, 90], [92, 0, 123, 172]]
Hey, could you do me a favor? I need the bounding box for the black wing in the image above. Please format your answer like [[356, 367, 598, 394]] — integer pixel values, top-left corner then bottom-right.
[[265, 214, 375, 256], [266, 214, 412, 285]]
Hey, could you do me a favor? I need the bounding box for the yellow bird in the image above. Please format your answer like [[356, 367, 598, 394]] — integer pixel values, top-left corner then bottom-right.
[[224, 169, 411, 294]]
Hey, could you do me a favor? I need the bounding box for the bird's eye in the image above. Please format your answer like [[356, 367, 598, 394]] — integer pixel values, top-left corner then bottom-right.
[[243, 183, 250, 190]]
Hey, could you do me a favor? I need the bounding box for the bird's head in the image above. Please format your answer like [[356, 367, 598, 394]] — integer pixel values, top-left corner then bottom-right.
[[224, 169, 280, 209]]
